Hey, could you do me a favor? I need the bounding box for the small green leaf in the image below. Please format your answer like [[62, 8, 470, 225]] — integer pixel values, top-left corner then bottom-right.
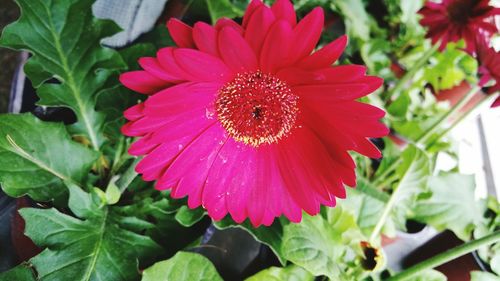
[[175, 206, 206, 227], [141, 252, 223, 281], [21, 185, 161, 281], [330, 0, 371, 41], [388, 92, 411, 118], [206, 0, 245, 23], [105, 176, 121, 205], [414, 173, 486, 241], [214, 217, 287, 265], [470, 271, 500, 281], [0, 0, 126, 149], [392, 144, 431, 230], [0, 114, 98, 202], [406, 269, 447, 281], [0, 264, 36, 281], [245, 265, 314, 281], [282, 207, 363, 279], [341, 188, 388, 236]]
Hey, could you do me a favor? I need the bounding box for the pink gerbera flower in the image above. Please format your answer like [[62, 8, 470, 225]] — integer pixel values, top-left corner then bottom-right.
[[418, 0, 500, 54], [120, 0, 388, 226]]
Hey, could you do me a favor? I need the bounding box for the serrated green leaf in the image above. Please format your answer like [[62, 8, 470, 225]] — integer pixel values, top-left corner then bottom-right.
[[0, 114, 98, 202], [245, 265, 314, 281], [175, 206, 206, 227], [392, 144, 431, 229], [0, 264, 36, 281], [214, 217, 287, 265], [471, 271, 500, 281], [141, 252, 223, 281], [414, 173, 486, 241], [281, 207, 363, 279], [0, 0, 126, 149], [206, 0, 245, 23], [21, 185, 161, 281], [405, 269, 447, 281], [341, 188, 388, 236]]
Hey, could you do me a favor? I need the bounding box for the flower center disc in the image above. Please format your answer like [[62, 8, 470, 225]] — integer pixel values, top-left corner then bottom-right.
[[216, 71, 299, 147], [447, 0, 473, 24]]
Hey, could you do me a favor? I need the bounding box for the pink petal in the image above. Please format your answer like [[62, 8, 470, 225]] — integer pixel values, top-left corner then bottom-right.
[[174, 48, 232, 82], [144, 82, 219, 117], [123, 103, 144, 121], [119, 71, 170, 94], [242, 0, 264, 28], [193, 22, 219, 57], [157, 47, 195, 81], [244, 6, 276, 57], [271, 0, 297, 27], [289, 7, 324, 63], [139, 57, 183, 82], [260, 20, 293, 73], [215, 18, 244, 34], [298, 35, 348, 69], [218, 27, 258, 72], [167, 19, 195, 48], [277, 65, 366, 86]]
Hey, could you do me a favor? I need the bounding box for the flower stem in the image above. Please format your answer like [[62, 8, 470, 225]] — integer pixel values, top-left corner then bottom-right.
[[386, 230, 500, 281], [386, 44, 438, 101], [426, 93, 497, 149], [416, 84, 481, 144]]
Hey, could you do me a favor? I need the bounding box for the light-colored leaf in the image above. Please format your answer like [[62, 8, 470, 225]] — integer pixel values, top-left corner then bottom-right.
[[470, 271, 500, 281], [141, 252, 222, 281], [0, 114, 97, 202], [406, 269, 447, 281], [245, 265, 314, 281], [414, 173, 486, 241], [281, 207, 363, 279], [175, 206, 206, 227]]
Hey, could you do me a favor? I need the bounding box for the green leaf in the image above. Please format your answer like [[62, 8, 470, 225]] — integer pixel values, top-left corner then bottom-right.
[[414, 173, 486, 241], [206, 0, 245, 23], [175, 206, 206, 227], [0, 114, 98, 202], [406, 269, 447, 281], [330, 0, 371, 41], [214, 217, 287, 265], [0, 0, 126, 149], [281, 207, 363, 279], [21, 185, 161, 281], [141, 252, 223, 281], [341, 188, 388, 236], [388, 92, 411, 118], [105, 176, 121, 205], [0, 264, 36, 281], [245, 265, 314, 281], [391, 144, 431, 230], [470, 271, 500, 281]]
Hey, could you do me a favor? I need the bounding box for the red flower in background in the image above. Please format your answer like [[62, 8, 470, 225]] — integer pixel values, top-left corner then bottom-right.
[[476, 39, 500, 107], [120, 0, 388, 226], [418, 0, 500, 54]]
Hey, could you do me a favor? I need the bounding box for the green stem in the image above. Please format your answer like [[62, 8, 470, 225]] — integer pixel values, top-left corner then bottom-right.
[[416, 84, 481, 144], [427, 93, 498, 149], [386, 44, 438, 101], [110, 136, 125, 176], [369, 173, 405, 242], [117, 157, 140, 193], [386, 231, 500, 281]]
